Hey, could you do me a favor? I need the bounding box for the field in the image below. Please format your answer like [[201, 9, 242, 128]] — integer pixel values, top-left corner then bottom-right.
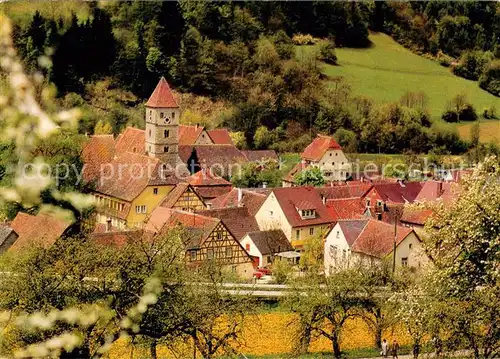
[[109, 312, 412, 358], [297, 32, 500, 143], [457, 120, 500, 144]]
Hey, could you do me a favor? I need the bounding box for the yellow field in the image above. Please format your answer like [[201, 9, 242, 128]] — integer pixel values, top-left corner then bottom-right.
[[108, 313, 411, 358], [457, 120, 500, 144]]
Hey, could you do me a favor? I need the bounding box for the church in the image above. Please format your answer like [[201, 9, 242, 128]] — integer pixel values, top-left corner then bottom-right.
[[82, 77, 276, 230]]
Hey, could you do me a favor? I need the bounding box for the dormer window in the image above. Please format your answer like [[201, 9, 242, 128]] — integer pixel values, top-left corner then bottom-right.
[[300, 209, 316, 219]]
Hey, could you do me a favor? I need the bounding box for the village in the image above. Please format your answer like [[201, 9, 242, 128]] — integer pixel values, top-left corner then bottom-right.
[[0, 78, 469, 282]]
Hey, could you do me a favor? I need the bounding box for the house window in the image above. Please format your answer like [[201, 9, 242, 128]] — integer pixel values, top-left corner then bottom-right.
[[269, 210, 273, 216], [300, 209, 316, 219], [295, 230, 300, 240], [329, 245, 338, 257], [217, 232, 223, 240], [225, 247, 233, 258], [366, 199, 371, 207], [160, 112, 164, 118], [332, 162, 335, 166], [267, 255, 272, 264], [172, 112, 175, 119], [409, 243, 413, 250], [149, 129, 152, 137], [343, 249, 347, 261], [164, 130, 169, 138], [335, 153, 338, 156], [135, 205, 147, 214], [336, 231, 340, 238], [164, 146, 169, 153], [245, 243, 250, 251], [207, 249, 214, 259], [149, 146, 152, 152], [309, 227, 314, 235], [401, 257, 408, 267], [377, 213, 382, 220], [190, 250, 197, 261], [153, 188, 158, 195]]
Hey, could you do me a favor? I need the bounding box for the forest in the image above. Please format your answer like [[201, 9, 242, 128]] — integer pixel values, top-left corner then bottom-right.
[[3, 1, 500, 156]]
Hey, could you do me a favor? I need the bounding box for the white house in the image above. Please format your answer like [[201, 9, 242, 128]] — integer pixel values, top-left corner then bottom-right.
[[324, 219, 430, 275], [240, 229, 296, 267]]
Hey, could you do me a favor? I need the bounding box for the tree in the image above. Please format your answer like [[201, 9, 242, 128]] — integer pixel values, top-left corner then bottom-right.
[[333, 128, 358, 153], [421, 157, 500, 359], [287, 270, 364, 358], [253, 125, 272, 149], [294, 167, 325, 187], [94, 120, 113, 135], [479, 60, 500, 96]]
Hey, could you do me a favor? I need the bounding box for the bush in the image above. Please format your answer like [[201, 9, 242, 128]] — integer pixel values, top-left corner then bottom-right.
[[482, 106, 497, 119], [292, 33, 318, 46], [452, 51, 492, 80], [479, 60, 500, 96], [458, 104, 478, 122], [318, 40, 337, 65]]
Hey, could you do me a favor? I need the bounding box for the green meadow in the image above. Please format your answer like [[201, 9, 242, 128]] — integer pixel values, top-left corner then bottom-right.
[[298, 32, 499, 143]]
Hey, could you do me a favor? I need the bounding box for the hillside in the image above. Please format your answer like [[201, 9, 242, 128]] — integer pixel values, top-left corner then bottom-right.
[[299, 33, 499, 119]]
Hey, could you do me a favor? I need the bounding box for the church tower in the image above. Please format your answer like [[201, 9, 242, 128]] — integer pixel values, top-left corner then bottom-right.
[[145, 77, 180, 168]]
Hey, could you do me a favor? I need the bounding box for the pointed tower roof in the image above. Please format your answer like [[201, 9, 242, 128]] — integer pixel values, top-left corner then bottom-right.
[[146, 77, 178, 108]]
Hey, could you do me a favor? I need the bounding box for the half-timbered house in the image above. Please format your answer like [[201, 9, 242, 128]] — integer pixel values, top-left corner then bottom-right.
[[146, 207, 254, 278]]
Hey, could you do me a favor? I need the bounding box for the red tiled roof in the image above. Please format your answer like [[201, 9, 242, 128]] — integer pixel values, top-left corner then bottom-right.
[[207, 129, 233, 145], [188, 169, 231, 186], [317, 183, 373, 200], [145, 77, 178, 108], [193, 186, 233, 200], [197, 207, 259, 241], [95, 152, 178, 202], [400, 208, 434, 226], [91, 230, 142, 248], [337, 219, 369, 246], [272, 187, 335, 228], [9, 213, 71, 251], [115, 127, 146, 155], [210, 188, 268, 216], [179, 125, 204, 145], [241, 150, 278, 162], [351, 219, 414, 258], [82, 135, 116, 183], [415, 181, 451, 202], [301, 135, 341, 161], [370, 182, 423, 204], [326, 197, 366, 221], [146, 208, 218, 234]]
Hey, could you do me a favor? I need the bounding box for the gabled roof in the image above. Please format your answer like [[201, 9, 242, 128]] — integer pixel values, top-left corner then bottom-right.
[[160, 183, 204, 209], [326, 197, 366, 221], [210, 188, 269, 216], [82, 135, 116, 183], [193, 186, 234, 200], [95, 152, 179, 202], [207, 129, 233, 145], [241, 150, 278, 162], [115, 127, 146, 154], [146, 208, 219, 235], [92, 230, 143, 248], [370, 182, 423, 204], [9, 213, 71, 251], [146, 77, 178, 108], [246, 230, 293, 255], [301, 135, 341, 161], [337, 219, 369, 246], [179, 125, 204, 145], [316, 183, 373, 200], [351, 219, 414, 258], [271, 187, 334, 228], [197, 207, 259, 241]]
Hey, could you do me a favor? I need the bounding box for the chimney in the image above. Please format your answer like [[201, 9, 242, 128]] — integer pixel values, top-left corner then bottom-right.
[[237, 188, 243, 206], [106, 219, 112, 232]]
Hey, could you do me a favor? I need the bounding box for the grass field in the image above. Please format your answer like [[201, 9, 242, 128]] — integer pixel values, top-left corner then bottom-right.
[[297, 32, 499, 143], [457, 120, 500, 144], [0, 1, 90, 25]]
